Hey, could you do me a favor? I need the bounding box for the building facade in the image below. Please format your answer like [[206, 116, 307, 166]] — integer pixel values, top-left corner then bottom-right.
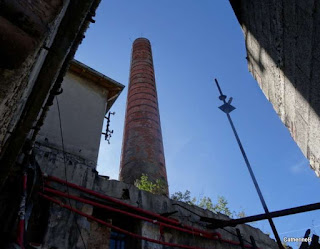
[[229, 0, 320, 177], [24, 42, 277, 249], [0, 0, 101, 187], [0, 3, 280, 246]]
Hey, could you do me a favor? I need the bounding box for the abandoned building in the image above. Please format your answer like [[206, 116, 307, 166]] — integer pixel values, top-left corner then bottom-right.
[[229, 0, 320, 177], [33, 38, 279, 248], [0, 0, 102, 245], [1, 0, 320, 248], [0, 16, 279, 246]]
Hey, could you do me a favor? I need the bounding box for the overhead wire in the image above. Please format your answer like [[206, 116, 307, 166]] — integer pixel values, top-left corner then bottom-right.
[[56, 96, 87, 249]]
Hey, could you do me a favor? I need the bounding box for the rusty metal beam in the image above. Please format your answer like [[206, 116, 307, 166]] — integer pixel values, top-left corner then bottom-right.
[[202, 202, 320, 229]]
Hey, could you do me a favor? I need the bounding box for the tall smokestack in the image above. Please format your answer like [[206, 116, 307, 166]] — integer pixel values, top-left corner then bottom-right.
[[119, 38, 168, 195]]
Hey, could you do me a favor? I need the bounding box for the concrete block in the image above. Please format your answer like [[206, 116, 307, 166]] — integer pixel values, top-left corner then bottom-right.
[[294, 110, 309, 156]]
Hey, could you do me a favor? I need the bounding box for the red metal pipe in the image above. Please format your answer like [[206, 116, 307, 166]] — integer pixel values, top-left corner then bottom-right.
[[44, 187, 218, 240], [46, 175, 178, 222], [45, 175, 220, 239], [16, 172, 28, 249], [16, 219, 25, 249], [39, 193, 212, 249], [45, 176, 260, 248], [40, 191, 259, 249]]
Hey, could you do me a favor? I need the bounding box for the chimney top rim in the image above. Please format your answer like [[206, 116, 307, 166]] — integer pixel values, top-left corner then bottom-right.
[[133, 37, 150, 43]]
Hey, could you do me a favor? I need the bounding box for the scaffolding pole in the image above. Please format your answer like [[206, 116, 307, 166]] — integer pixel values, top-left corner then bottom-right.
[[214, 78, 283, 249]]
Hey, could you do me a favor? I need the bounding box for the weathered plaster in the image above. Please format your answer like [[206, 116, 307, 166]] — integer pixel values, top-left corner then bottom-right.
[[36, 71, 109, 164]]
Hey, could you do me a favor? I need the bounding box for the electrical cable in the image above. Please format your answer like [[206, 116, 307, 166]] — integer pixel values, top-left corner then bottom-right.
[[56, 96, 87, 249]]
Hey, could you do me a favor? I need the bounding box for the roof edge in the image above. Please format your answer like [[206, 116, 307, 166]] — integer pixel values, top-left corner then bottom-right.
[[69, 59, 125, 113]]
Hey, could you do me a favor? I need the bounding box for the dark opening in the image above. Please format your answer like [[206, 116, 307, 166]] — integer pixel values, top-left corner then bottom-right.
[[92, 206, 139, 249]]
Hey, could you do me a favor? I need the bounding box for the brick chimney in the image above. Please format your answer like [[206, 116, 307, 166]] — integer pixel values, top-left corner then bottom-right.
[[119, 38, 168, 195]]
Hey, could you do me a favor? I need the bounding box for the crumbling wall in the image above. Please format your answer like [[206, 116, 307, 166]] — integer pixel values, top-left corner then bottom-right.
[[34, 143, 96, 249], [35, 143, 96, 188], [87, 220, 111, 249], [34, 142, 113, 249], [140, 212, 275, 249], [0, 0, 67, 154], [33, 146, 277, 249], [229, 0, 320, 176], [30, 130, 279, 248], [91, 176, 278, 249]]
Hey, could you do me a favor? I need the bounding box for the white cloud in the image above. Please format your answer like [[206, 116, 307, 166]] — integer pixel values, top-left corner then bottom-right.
[[290, 159, 308, 174]]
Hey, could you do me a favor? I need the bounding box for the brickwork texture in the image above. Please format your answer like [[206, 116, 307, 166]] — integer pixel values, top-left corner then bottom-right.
[[119, 38, 168, 194]]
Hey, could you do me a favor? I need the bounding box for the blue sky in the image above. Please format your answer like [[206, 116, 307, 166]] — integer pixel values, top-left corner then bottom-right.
[[75, 1, 320, 247]]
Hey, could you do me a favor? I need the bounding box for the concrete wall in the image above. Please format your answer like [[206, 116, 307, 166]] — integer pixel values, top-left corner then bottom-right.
[[34, 143, 97, 249], [30, 59, 123, 248], [49, 172, 278, 248], [34, 143, 277, 249], [137, 199, 276, 249], [229, 0, 320, 176], [36, 71, 109, 165], [90, 176, 278, 249]]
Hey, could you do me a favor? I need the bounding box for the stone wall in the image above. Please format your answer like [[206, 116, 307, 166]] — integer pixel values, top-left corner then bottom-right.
[[0, 0, 67, 154], [229, 0, 320, 176]]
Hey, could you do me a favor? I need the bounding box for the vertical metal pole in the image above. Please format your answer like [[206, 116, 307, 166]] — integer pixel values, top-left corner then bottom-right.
[[214, 78, 283, 249], [236, 228, 245, 249], [299, 229, 310, 249], [310, 234, 319, 249], [250, 236, 258, 249]]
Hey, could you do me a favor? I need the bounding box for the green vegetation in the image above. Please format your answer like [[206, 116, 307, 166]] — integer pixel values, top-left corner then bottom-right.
[[171, 190, 246, 218], [134, 175, 245, 218], [134, 174, 167, 195], [282, 242, 293, 249]]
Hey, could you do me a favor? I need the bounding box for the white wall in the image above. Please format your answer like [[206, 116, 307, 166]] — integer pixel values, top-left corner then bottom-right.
[[37, 72, 108, 165]]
